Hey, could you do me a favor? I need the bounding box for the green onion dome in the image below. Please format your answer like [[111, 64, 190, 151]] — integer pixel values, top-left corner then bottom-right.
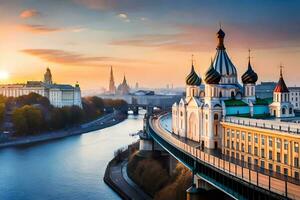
[[241, 60, 258, 84], [204, 60, 221, 84], [186, 65, 201, 86]]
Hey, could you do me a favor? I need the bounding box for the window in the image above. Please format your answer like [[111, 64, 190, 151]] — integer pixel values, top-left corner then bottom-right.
[[269, 137, 273, 147], [236, 142, 239, 151], [289, 108, 293, 114], [284, 141, 289, 150], [231, 141, 234, 149], [226, 140, 230, 148], [231, 151, 235, 158], [261, 160, 265, 169], [276, 165, 281, 173], [284, 168, 288, 176], [269, 150, 273, 160], [261, 149, 265, 158], [254, 135, 258, 143], [226, 129, 230, 137], [269, 163, 273, 171], [254, 147, 258, 156], [248, 157, 252, 164], [241, 155, 244, 162], [231, 130, 235, 138], [248, 145, 252, 154], [241, 143, 245, 152], [295, 142, 299, 152], [214, 114, 218, 120], [282, 108, 286, 115], [241, 132, 245, 140], [236, 131, 240, 139], [284, 154, 288, 164], [277, 152, 281, 162], [295, 172, 299, 179], [276, 139, 281, 149], [294, 157, 299, 167], [248, 133, 252, 142], [261, 136, 265, 145], [236, 153, 240, 159]]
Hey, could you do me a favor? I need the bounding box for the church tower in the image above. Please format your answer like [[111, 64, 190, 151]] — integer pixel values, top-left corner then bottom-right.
[[185, 56, 201, 99], [270, 67, 294, 118], [108, 66, 116, 94], [242, 50, 258, 102], [44, 68, 53, 85]]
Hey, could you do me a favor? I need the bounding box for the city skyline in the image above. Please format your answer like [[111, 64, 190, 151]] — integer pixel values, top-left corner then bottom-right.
[[0, 0, 300, 90]]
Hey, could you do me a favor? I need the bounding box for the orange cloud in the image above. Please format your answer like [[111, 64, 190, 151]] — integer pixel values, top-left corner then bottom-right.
[[19, 9, 41, 19], [20, 49, 150, 66], [16, 24, 63, 34]]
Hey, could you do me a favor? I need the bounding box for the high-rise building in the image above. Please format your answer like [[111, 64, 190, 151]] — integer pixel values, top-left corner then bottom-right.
[[108, 66, 116, 94]]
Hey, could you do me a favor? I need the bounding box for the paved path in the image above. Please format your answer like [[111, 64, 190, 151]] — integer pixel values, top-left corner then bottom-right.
[[107, 160, 152, 200]]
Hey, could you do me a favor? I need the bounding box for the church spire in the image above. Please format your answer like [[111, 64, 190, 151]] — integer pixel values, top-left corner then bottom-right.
[[109, 66, 116, 94]]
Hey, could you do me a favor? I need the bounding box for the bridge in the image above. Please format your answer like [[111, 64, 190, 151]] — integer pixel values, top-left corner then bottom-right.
[[146, 113, 300, 200], [99, 94, 181, 114]]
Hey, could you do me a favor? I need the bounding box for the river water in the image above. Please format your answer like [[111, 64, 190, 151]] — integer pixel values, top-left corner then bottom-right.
[[0, 114, 142, 200]]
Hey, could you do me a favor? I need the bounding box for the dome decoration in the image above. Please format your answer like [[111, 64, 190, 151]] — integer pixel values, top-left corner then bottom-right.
[[205, 59, 221, 84], [242, 52, 258, 84], [185, 64, 201, 86], [274, 67, 289, 93], [212, 29, 237, 81]]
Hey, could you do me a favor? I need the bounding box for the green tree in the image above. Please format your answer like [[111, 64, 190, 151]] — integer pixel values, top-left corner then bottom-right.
[[12, 105, 43, 136]]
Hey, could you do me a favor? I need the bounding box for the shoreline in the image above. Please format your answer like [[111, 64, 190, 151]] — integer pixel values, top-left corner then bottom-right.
[[0, 112, 127, 149], [103, 142, 152, 200]]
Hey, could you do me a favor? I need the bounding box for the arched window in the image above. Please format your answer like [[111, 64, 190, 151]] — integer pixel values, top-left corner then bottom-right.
[[231, 91, 235, 98], [214, 113, 219, 120], [219, 91, 222, 98], [289, 107, 293, 114], [274, 110, 276, 116], [282, 108, 286, 115]]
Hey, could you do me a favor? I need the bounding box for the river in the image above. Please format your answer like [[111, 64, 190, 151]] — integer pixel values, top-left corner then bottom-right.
[[0, 114, 143, 200]]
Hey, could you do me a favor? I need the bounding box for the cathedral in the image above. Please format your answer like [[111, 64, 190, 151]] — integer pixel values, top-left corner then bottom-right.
[[172, 28, 295, 150], [108, 66, 130, 95]]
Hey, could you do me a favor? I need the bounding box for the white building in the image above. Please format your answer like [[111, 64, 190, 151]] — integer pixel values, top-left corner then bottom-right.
[[0, 68, 82, 108], [289, 87, 300, 110], [172, 28, 295, 150]]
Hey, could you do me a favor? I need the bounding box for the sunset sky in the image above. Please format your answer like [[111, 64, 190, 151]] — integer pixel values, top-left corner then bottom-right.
[[0, 0, 299, 91]]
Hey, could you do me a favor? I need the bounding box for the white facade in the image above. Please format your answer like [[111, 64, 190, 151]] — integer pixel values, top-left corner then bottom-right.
[[289, 87, 300, 110], [0, 69, 82, 108], [171, 29, 295, 150]]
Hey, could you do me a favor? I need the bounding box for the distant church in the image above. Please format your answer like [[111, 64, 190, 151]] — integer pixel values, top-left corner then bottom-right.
[[108, 66, 130, 95]]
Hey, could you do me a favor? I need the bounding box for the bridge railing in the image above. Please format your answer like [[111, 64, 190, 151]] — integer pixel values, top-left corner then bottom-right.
[[150, 115, 300, 200]]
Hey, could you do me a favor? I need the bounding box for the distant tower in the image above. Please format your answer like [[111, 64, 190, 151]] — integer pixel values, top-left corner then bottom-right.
[[269, 66, 294, 118], [109, 66, 116, 94], [44, 67, 53, 85], [135, 82, 139, 90], [117, 75, 130, 95]]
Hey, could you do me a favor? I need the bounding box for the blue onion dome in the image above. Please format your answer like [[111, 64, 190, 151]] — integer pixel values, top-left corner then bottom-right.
[[242, 59, 258, 84], [205, 59, 221, 84], [186, 65, 201, 86]]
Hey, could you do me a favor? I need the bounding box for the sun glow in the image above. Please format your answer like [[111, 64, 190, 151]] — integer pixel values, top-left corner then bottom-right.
[[0, 70, 9, 80]]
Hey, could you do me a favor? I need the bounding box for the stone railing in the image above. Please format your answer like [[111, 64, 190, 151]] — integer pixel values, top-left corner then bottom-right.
[[224, 116, 300, 134]]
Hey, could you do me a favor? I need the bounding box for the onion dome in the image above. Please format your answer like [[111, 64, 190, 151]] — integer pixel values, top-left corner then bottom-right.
[[186, 64, 201, 86], [241, 55, 258, 84], [274, 67, 289, 93], [205, 59, 221, 84], [213, 29, 237, 80]]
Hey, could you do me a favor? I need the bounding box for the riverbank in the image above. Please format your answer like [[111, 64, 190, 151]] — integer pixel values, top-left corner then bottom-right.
[[0, 112, 127, 148], [104, 142, 152, 200]]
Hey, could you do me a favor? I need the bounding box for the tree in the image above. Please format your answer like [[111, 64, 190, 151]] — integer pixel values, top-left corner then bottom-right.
[[12, 105, 43, 136]]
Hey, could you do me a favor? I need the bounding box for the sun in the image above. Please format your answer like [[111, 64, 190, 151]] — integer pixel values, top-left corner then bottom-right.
[[0, 70, 9, 80]]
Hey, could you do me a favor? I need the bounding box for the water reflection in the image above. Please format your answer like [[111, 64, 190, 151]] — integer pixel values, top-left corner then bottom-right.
[[0, 114, 142, 200]]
